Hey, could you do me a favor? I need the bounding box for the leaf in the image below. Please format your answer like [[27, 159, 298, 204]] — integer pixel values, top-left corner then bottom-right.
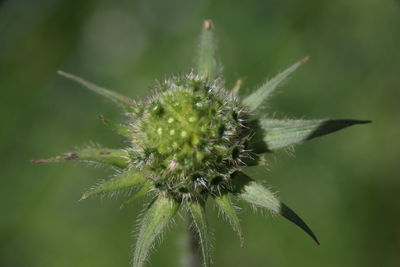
[[31, 148, 130, 169], [231, 172, 319, 244], [249, 118, 371, 153], [120, 182, 152, 209], [97, 115, 130, 136], [188, 200, 212, 267], [133, 196, 179, 267], [242, 57, 308, 112], [214, 193, 244, 246], [57, 70, 134, 109], [196, 19, 220, 80], [80, 169, 146, 200]]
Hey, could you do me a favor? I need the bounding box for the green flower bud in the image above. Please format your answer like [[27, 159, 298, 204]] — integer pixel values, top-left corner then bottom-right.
[[129, 74, 248, 198], [33, 19, 370, 267]]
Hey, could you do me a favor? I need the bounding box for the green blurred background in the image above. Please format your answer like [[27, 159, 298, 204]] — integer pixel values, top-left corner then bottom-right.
[[1, 0, 399, 266]]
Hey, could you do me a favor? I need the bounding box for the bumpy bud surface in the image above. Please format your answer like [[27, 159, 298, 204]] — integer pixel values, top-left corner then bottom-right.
[[129, 74, 249, 198]]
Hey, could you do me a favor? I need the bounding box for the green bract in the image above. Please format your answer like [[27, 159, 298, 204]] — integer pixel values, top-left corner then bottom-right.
[[34, 20, 370, 267]]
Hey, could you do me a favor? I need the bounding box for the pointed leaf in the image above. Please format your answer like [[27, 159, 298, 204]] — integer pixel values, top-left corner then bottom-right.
[[31, 148, 130, 169], [120, 182, 152, 209], [188, 200, 212, 267], [58, 70, 134, 109], [81, 169, 146, 200], [242, 57, 308, 112], [196, 19, 220, 80], [97, 115, 130, 136], [250, 118, 371, 152], [214, 193, 244, 246], [133, 196, 179, 267], [231, 172, 319, 244]]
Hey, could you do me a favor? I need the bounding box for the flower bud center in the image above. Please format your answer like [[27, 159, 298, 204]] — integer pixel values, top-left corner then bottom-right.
[[132, 76, 248, 192]]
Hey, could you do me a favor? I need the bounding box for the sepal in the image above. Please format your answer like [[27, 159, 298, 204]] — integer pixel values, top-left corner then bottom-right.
[[213, 192, 244, 246], [242, 57, 308, 113], [97, 115, 130, 136], [249, 118, 371, 153], [58, 70, 134, 110], [133, 196, 179, 267], [196, 19, 220, 80], [231, 172, 319, 244], [32, 147, 130, 169], [188, 199, 212, 267], [120, 182, 152, 209], [80, 169, 146, 200]]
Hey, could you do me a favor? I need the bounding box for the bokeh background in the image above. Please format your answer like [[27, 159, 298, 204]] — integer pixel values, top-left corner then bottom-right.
[[1, 0, 399, 266]]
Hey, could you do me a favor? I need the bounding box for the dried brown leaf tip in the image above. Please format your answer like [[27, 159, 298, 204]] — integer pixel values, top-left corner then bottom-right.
[[203, 19, 213, 30]]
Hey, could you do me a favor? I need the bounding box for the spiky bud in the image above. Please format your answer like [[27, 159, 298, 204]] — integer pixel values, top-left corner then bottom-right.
[[33, 20, 370, 267], [129, 74, 248, 200]]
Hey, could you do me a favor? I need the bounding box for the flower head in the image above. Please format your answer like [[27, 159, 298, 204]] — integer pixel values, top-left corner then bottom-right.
[[34, 20, 370, 267]]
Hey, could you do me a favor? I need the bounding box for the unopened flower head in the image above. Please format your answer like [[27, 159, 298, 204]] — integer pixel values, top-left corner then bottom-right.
[[130, 74, 249, 200], [34, 19, 370, 267]]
